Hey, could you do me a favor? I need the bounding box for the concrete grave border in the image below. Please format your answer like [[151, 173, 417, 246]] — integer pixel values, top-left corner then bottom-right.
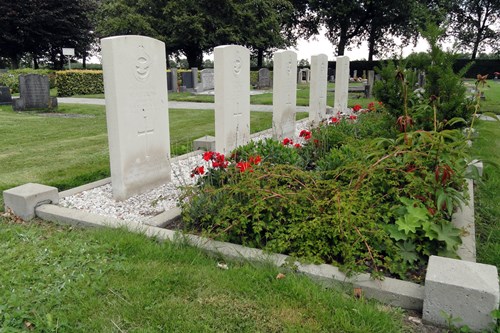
[[3, 143, 498, 331]]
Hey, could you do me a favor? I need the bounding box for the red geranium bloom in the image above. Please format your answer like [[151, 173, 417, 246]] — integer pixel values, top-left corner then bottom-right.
[[330, 117, 340, 124], [190, 165, 205, 177], [249, 155, 262, 165], [299, 129, 312, 140], [352, 104, 362, 112], [349, 115, 357, 120], [236, 161, 252, 173], [283, 138, 293, 145], [203, 151, 214, 161], [294, 143, 302, 148], [368, 102, 375, 111]]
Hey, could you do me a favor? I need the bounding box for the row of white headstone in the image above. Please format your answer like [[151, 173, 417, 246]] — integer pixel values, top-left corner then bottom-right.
[[101, 35, 350, 201]]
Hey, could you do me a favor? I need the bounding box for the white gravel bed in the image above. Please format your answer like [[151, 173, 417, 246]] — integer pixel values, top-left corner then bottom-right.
[[59, 120, 311, 224]]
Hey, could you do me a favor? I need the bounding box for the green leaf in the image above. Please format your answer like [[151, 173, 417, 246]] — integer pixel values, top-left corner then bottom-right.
[[397, 240, 419, 264], [386, 224, 408, 241], [431, 222, 462, 251], [396, 215, 421, 235]]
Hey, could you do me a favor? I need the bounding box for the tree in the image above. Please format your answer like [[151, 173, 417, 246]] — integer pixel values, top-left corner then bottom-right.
[[0, 0, 96, 69], [237, 0, 296, 67], [449, 0, 500, 60]]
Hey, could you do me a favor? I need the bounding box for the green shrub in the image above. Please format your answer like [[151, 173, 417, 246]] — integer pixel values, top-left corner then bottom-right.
[[56, 70, 104, 97], [0, 69, 55, 93]]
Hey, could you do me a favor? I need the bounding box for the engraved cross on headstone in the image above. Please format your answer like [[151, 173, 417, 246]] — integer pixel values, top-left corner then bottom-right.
[[137, 101, 155, 159]]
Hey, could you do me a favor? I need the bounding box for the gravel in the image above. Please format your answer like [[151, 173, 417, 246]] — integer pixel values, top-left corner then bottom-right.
[[59, 119, 310, 224]]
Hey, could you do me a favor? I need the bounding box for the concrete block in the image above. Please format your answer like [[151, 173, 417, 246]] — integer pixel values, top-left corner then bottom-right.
[[423, 256, 499, 331], [3, 183, 59, 220], [193, 135, 216, 151], [467, 159, 483, 178]]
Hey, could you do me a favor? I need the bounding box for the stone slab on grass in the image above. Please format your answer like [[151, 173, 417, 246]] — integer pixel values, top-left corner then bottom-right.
[[3, 183, 59, 220], [193, 135, 216, 152], [423, 255, 499, 331]]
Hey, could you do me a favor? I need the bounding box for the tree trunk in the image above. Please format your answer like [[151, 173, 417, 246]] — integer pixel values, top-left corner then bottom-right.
[[471, 30, 482, 60], [9, 54, 19, 69], [367, 27, 376, 61], [185, 49, 203, 68], [257, 48, 264, 67], [33, 55, 39, 69], [82, 51, 87, 69]]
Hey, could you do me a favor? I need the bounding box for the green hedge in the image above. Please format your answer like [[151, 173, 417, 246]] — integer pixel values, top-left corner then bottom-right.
[[56, 70, 104, 97], [0, 69, 55, 93]]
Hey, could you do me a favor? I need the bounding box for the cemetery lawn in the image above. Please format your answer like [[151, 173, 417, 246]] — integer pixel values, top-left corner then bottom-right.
[[481, 80, 500, 114], [0, 104, 306, 209], [471, 119, 500, 271], [0, 218, 411, 332]]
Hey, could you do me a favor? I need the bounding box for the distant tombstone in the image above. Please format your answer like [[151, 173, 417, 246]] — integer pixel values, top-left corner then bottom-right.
[[200, 68, 214, 90], [181, 72, 194, 89], [101, 35, 171, 201], [418, 71, 426, 87], [214, 45, 250, 154], [333, 56, 350, 114], [273, 50, 297, 140], [297, 69, 306, 84], [12, 74, 57, 111], [170, 68, 178, 92], [353, 69, 358, 80], [309, 54, 328, 124], [257, 68, 271, 89], [167, 72, 173, 91], [0, 86, 12, 105], [367, 70, 375, 98], [329, 75, 335, 83]]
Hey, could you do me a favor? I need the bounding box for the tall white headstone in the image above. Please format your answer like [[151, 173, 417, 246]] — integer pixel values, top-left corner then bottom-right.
[[273, 50, 297, 140], [309, 54, 328, 124], [333, 56, 350, 114], [214, 45, 250, 154], [101, 35, 170, 201]]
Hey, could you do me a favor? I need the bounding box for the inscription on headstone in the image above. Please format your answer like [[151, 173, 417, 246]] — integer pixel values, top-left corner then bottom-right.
[[101, 35, 171, 201], [12, 74, 57, 111]]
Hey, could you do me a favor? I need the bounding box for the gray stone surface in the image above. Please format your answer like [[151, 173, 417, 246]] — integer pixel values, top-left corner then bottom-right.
[[181, 71, 194, 89], [423, 256, 499, 331], [12, 74, 57, 111], [3, 183, 59, 220], [200, 69, 214, 91], [257, 68, 271, 89], [452, 179, 476, 262], [193, 135, 216, 151], [0, 86, 12, 105]]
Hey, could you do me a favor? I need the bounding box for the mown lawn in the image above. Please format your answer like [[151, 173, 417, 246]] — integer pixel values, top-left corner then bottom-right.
[[0, 218, 411, 332]]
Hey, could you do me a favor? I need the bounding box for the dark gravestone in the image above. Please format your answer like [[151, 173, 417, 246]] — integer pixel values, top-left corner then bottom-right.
[[12, 74, 57, 111], [0, 86, 12, 105], [181, 72, 194, 89], [167, 72, 173, 91], [257, 68, 271, 89]]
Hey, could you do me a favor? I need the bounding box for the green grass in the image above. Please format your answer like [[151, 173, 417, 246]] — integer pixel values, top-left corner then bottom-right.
[[0, 218, 410, 332], [69, 83, 376, 108], [0, 104, 306, 207], [481, 80, 500, 114], [470, 119, 500, 270]]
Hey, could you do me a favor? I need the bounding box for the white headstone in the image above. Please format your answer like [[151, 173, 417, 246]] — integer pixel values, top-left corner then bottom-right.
[[309, 54, 328, 124], [101, 35, 171, 201], [214, 45, 250, 154], [273, 50, 297, 140], [333, 56, 350, 114]]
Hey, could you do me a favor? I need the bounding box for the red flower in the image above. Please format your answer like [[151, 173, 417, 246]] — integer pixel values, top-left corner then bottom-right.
[[190, 165, 205, 177], [330, 117, 340, 124], [203, 151, 214, 161], [299, 129, 312, 140], [249, 155, 262, 165], [352, 104, 362, 112], [283, 138, 293, 145], [349, 115, 357, 120], [294, 143, 302, 148], [236, 161, 252, 173], [368, 102, 375, 111]]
